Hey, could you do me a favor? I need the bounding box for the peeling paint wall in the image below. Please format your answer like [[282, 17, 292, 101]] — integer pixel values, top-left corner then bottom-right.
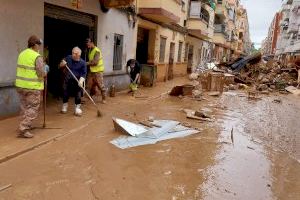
[[0, 87, 19, 118]]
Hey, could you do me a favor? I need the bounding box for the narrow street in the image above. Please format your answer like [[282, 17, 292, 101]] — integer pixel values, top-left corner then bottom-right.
[[0, 77, 299, 200]]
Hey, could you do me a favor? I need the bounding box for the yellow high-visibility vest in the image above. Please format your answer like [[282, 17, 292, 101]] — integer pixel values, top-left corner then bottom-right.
[[15, 48, 43, 90], [88, 47, 104, 73]]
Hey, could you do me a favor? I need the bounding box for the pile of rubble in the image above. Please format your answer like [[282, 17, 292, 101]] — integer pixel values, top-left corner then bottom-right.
[[234, 59, 299, 91]]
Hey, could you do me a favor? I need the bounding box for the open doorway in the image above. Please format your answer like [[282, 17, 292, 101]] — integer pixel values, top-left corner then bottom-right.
[[136, 27, 149, 64], [44, 3, 96, 97]]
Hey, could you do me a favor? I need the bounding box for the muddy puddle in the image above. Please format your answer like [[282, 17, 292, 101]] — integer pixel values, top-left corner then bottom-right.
[[202, 108, 273, 199], [199, 92, 300, 200]]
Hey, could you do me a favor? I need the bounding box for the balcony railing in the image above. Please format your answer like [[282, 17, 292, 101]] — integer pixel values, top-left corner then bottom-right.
[[214, 24, 226, 34]]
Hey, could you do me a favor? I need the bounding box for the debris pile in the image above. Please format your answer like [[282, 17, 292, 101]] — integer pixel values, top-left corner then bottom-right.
[[233, 60, 299, 91]]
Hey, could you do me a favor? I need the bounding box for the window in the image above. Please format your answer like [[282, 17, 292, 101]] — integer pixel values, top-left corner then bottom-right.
[[178, 42, 183, 62], [113, 34, 123, 70], [184, 43, 189, 62], [159, 36, 167, 63]]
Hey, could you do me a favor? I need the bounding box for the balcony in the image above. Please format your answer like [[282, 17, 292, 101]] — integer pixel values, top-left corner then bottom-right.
[[101, 0, 134, 8], [187, 16, 210, 39], [187, 2, 214, 39], [214, 24, 226, 35], [138, 0, 181, 24], [287, 23, 299, 33], [282, 4, 291, 11], [213, 24, 227, 45], [215, 3, 227, 19]]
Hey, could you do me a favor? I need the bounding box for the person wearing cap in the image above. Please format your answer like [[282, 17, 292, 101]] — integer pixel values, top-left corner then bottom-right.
[[59, 47, 87, 116], [15, 35, 49, 138], [86, 38, 106, 103]]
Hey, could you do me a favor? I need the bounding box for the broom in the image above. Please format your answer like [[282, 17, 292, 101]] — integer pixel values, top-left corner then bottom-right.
[[65, 64, 102, 117]]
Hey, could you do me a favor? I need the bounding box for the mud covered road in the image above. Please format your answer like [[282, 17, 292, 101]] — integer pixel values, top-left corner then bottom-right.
[[0, 78, 299, 200]]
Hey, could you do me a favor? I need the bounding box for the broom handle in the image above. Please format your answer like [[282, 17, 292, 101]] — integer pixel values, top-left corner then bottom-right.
[[43, 76, 47, 128], [65, 65, 97, 106]]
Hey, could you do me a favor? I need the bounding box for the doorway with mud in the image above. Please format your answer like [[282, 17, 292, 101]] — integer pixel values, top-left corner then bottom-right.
[[44, 3, 97, 97]]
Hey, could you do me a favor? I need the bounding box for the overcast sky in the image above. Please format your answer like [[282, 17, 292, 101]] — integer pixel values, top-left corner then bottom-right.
[[241, 0, 283, 48]]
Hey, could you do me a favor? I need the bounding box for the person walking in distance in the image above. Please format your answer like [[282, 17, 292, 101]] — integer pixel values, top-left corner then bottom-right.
[[86, 38, 106, 103], [59, 47, 87, 116], [15, 35, 49, 138]]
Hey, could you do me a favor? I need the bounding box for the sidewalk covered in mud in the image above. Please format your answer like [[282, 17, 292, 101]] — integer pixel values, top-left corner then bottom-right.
[[0, 77, 299, 199]]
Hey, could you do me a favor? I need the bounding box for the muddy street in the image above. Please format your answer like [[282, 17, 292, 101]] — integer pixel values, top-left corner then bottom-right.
[[0, 78, 299, 200]]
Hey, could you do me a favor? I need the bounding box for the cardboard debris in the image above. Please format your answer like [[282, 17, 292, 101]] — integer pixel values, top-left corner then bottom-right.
[[169, 85, 195, 96], [111, 119, 199, 149]]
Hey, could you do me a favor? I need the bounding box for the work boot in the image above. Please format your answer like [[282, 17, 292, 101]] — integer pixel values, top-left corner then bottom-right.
[[61, 103, 68, 114], [75, 104, 82, 117], [18, 131, 34, 138]]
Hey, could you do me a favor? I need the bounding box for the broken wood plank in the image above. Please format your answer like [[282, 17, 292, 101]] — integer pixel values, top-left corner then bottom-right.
[[187, 113, 213, 122], [231, 128, 234, 146], [138, 121, 154, 128], [0, 184, 12, 192]]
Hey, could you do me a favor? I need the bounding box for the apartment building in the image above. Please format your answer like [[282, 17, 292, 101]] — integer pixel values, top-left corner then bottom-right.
[[236, 5, 252, 55], [212, 0, 251, 62], [276, 0, 300, 63], [261, 12, 282, 56]]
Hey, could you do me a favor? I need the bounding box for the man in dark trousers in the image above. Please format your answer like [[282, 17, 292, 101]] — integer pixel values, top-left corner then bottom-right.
[[59, 47, 87, 116], [126, 59, 140, 94]]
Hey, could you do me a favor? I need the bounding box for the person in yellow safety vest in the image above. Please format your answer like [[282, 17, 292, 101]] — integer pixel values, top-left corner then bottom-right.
[[15, 35, 49, 138], [86, 38, 106, 104]]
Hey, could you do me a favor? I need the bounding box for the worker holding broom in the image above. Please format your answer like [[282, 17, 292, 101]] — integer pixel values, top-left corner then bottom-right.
[[15, 35, 49, 138], [59, 47, 87, 116]]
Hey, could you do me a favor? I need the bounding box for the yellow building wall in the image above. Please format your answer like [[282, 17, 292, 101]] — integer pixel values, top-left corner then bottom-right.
[[138, 18, 188, 82], [137, 0, 181, 16]]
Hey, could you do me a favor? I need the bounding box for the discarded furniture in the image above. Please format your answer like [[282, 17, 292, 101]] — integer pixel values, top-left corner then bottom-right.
[[140, 64, 157, 87]]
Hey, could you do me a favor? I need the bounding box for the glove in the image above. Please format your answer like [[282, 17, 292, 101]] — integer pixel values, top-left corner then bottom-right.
[[44, 64, 50, 74], [78, 77, 85, 88], [60, 59, 67, 68]]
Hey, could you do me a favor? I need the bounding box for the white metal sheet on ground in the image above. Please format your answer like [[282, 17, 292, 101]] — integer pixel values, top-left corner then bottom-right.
[[112, 118, 148, 136], [139, 120, 179, 139], [110, 119, 200, 149], [110, 129, 199, 149]]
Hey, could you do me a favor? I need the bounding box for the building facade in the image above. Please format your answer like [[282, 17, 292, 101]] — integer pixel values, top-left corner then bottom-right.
[[262, 12, 281, 56], [212, 0, 251, 62], [0, 0, 136, 117], [0, 0, 251, 117], [276, 0, 300, 63]]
